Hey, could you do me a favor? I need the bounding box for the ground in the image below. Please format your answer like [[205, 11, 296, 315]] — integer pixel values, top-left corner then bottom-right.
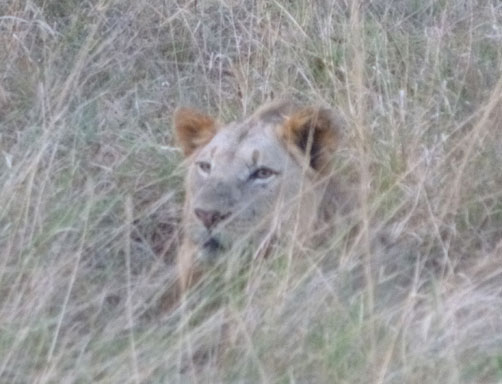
[[0, 1, 502, 383]]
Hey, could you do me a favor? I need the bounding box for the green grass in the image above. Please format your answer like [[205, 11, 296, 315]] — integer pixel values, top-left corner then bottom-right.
[[1, 0, 502, 382]]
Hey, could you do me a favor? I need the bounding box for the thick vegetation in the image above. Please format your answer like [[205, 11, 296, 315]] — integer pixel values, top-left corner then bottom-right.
[[0, 1, 501, 382]]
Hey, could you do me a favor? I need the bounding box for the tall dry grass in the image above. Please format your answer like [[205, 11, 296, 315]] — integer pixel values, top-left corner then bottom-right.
[[1, 0, 501, 382]]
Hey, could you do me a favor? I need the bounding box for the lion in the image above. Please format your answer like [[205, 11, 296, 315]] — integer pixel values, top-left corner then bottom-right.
[[173, 100, 345, 293]]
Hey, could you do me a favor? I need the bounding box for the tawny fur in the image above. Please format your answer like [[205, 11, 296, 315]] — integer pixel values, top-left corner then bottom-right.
[[173, 100, 345, 296]]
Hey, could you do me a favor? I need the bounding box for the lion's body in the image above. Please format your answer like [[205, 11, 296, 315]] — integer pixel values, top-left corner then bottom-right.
[[174, 100, 344, 291]]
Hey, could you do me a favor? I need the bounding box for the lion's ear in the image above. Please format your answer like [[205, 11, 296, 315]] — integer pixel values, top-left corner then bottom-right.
[[280, 107, 342, 174], [174, 107, 218, 157]]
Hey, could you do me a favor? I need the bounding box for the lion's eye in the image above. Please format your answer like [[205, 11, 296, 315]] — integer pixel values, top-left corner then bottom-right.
[[197, 161, 211, 174], [250, 167, 276, 180]]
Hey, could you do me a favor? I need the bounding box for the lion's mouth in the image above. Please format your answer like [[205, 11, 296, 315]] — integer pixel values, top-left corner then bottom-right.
[[196, 236, 227, 264], [202, 237, 225, 252]]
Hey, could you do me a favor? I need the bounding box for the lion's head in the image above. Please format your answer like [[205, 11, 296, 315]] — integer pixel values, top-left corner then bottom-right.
[[174, 100, 342, 263]]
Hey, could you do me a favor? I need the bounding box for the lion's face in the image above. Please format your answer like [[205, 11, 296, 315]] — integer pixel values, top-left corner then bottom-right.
[[174, 101, 341, 263], [184, 119, 306, 261]]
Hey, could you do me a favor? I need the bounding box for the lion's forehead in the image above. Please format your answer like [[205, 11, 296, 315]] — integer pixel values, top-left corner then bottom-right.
[[203, 122, 289, 168]]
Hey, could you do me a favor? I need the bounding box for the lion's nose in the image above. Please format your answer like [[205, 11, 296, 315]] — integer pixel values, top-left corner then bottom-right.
[[194, 208, 231, 229]]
